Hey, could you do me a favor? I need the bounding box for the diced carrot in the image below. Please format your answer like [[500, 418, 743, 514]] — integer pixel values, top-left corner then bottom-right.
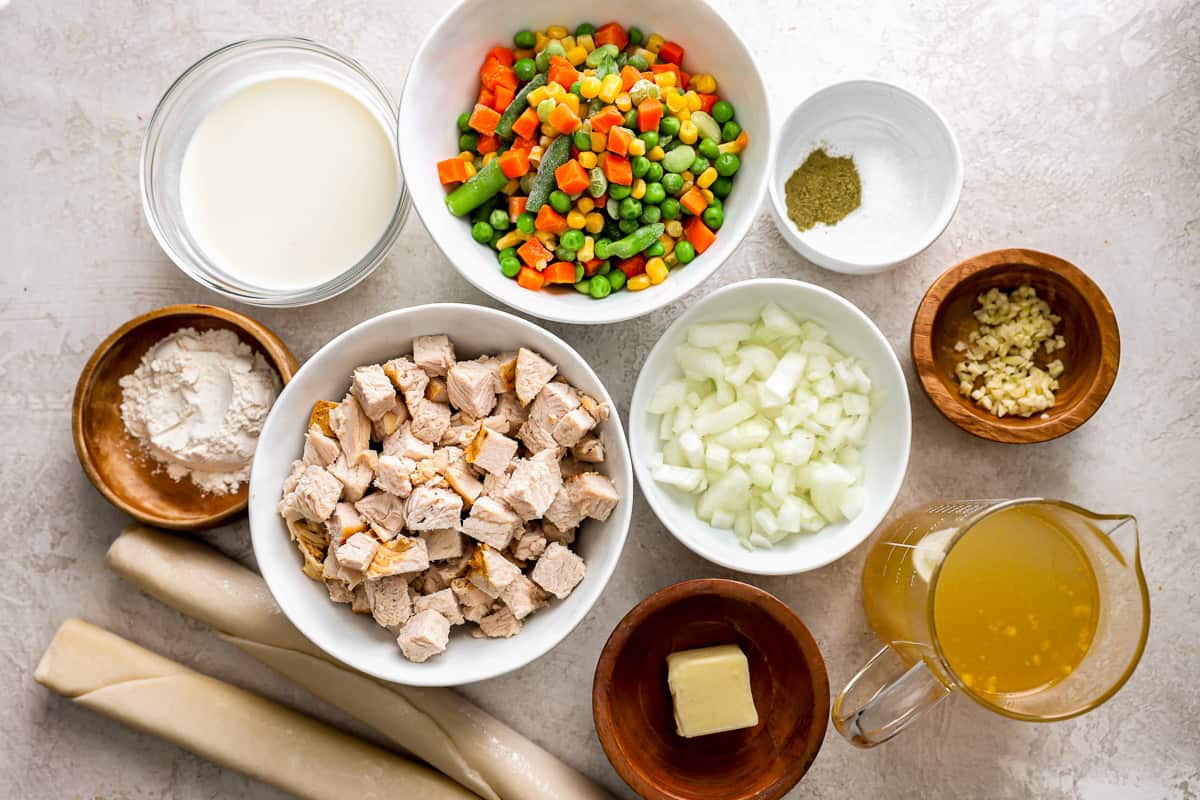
[[517, 238, 552, 270], [468, 103, 501, 136], [478, 86, 495, 108], [555, 159, 590, 194], [535, 205, 569, 234], [547, 56, 580, 89], [603, 153, 633, 186], [511, 135, 536, 154], [476, 134, 499, 154], [499, 149, 530, 179], [493, 83, 515, 112], [487, 46, 514, 67], [617, 254, 646, 277], [548, 103, 581, 134], [697, 93, 719, 114], [619, 65, 641, 91], [508, 196, 528, 222], [606, 126, 633, 157], [680, 186, 708, 216], [543, 261, 578, 284], [511, 107, 540, 140], [684, 216, 717, 254], [480, 56, 518, 91], [436, 158, 471, 185], [517, 266, 546, 291], [590, 106, 625, 134], [658, 41, 685, 66], [594, 22, 628, 50], [637, 98, 662, 133], [582, 258, 605, 276]]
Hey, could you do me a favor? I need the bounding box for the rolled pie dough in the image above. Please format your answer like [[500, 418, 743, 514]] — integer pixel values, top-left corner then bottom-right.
[[34, 619, 476, 800], [106, 524, 612, 800]]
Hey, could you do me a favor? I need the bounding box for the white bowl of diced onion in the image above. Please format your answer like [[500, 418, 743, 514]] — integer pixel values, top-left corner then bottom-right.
[[629, 278, 911, 574]]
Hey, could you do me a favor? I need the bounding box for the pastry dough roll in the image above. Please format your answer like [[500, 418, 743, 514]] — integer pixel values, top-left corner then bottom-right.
[[35, 619, 477, 800], [107, 524, 612, 800]]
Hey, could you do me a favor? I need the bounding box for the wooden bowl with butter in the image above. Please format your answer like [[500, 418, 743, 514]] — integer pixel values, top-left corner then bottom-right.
[[592, 579, 829, 800]]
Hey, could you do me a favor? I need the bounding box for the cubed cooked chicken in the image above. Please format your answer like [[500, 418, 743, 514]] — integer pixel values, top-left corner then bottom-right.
[[397, 610, 451, 663], [413, 334, 456, 377], [447, 359, 499, 419]]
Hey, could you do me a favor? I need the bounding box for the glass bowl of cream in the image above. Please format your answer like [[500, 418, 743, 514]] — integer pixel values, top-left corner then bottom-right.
[[141, 37, 409, 307]]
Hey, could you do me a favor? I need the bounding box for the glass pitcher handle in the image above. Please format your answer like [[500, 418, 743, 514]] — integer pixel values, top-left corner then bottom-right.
[[832, 645, 952, 747]]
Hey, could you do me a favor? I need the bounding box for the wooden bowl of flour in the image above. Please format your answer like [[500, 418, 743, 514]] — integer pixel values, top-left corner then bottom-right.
[[73, 304, 297, 530]]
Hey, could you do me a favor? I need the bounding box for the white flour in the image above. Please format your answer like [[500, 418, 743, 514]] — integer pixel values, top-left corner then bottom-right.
[[119, 327, 280, 495]]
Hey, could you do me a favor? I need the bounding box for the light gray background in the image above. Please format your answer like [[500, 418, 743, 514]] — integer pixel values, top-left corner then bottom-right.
[[2, 0, 1198, 797]]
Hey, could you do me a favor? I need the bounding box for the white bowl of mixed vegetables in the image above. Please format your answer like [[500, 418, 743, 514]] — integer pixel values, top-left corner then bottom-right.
[[398, 0, 770, 324]]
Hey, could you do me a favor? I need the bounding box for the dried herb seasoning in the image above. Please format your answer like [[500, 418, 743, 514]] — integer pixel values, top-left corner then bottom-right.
[[784, 147, 861, 232]]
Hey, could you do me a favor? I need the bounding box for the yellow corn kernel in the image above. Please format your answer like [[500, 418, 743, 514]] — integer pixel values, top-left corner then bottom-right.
[[495, 230, 529, 249], [701, 188, 714, 204], [502, 179, 520, 195], [646, 257, 668, 284], [631, 179, 647, 200], [482, 151, 498, 166], [584, 212, 605, 234], [527, 86, 550, 106], [691, 73, 717, 94], [458, 150, 474, 161], [718, 132, 748, 154], [634, 47, 657, 66], [685, 91, 702, 111], [576, 196, 595, 213], [561, 35, 576, 50], [676, 109, 691, 122], [546, 25, 568, 39], [680, 170, 695, 182], [577, 33, 595, 52], [627, 138, 647, 157], [680, 180, 695, 195], [665, 92, 687, 114], [665, 220, 684, 238], [598, 74, 622, 103], [545, 82, 565, 99], [559, 93, 580, 116], [538, 133, 552, 146], [665, 251, 679, 267], [647, 145, 665, 161], [678, 120, 698, 144], [697, 166, 718, 188], [616, 93, 633, 112], [578, 151, 598, 169], [658, 234, 675, 251], [654, 70, 676, 89], [540, 122, 557, 137], [566, 46, 587, 66], [590, 131, 607, 151], [534, 230, 557, 247], [462, 162, 477, 179], [628, 274, 652, 291], [534, 32, 549, 52], [579, 76, 602, 99], [578, 236, 595, 262], [646, 33, 665, 54], [527, 146, 544, 166], [566, 210, 586, 229]]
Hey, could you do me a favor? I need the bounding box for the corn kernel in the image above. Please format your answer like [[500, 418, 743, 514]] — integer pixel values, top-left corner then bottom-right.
[[545, 82, 565, 100], [546, 25, 568, 39], [680, 180, 694, 195], [692, 73, 717, 94], [647, 145, 665, 161], [598, 74, 622, 103], [540, 122, 557, 137], [534, 230, 557, 247], [495, 230, 529, 249], [527, 145, 544, 166], [502, 179, 520, 195], [701, 188, 714, 203], [631, 179, 647, 200], [576, 196, 595, 213], [658, 234, 675, 250], [627, 138, 646, 157], [665, 251, 679, 267], [462, 162, 477, 179], [561, 35, 576, 50], [578, 236, 595, 262], [534, 32, 549, 52], [665, 93, 687, 113], [646, 33, 665, 54], [578, 151, 598, 169], [646, 257, 668, 284], [566, 210, 586, 229], [654, 71, 676, 89], [634, 48, 657, 66], [584, 212, 605, 234], [566, 46, 587, 66], [666, 220, 684, 238], [538, 134, 552, 146], [579, 76, 602, 99], [680, 170, 694, 182], [679, 121, 698, 144], [616, 93, 633, 112], [628, 274, 652, 291], [684, 91, 702, 112], [577, 33, 595, 52], [718, 131, 748, 154], [697, 167, 718, 188], [559, 93, 580, 115], [458, 151, 474, 161], [528, 86, 550, 105], [590, 131, 607, 151], [482, 151, 498, 166]]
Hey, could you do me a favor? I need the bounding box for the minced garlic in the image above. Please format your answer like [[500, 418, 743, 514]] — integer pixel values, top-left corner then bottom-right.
[[953, 285, 1066, 418]]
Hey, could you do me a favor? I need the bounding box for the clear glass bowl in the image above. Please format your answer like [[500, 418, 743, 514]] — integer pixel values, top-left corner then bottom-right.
[[140, 37, 409, 307]]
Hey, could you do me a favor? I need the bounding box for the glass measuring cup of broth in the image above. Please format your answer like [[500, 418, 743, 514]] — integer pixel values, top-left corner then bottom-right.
[[833, 499, 1149, 747]]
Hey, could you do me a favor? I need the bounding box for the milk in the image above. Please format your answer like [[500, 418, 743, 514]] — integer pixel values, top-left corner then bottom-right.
[[181, 77, 398, 290]]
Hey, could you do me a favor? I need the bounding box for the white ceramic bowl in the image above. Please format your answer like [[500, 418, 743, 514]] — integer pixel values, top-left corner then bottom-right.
[[768, 80, 962, 274], [398, 0, 770, 324], [249, 304, 633, 686], [629, 279, 911, 575]]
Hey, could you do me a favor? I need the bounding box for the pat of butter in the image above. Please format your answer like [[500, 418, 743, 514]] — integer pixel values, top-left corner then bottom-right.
[[666, 644, 759, 738]]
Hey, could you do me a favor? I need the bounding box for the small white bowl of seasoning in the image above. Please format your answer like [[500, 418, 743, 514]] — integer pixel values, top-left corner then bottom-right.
[[141, 37, 409, 306], [768, 80, 962, 275]]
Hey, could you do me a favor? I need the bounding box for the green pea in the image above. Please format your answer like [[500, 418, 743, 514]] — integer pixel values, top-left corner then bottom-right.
[[608, 182, 631, 200], [498, 247, 517, 261], [623, 108, 639, 128], [662, 145, 696, 174], [456, 112, 472, 133], [702, 206, 724, 229], [661, 172, 684, 195], [698, 138, 720, 160], [644, 162, 664, 183], [675, 241, 696, 264], [489, 230, 505, 248], [555, 245, 577, 262], [708, 196, 723, 211], [631, 156, 651, 179], [570, 81, 582, 96], [639, 130, 660, 149], [659, 116, 680, 137], [500, 256, 522, 278], [535, 49, 552, 73], [573, 130, 592, 151], [549, 190, 572, 214], [516, 212, 536, 234], [619, 197, 642, 220], [618, 218, 639, 234], [459, 133, 479, 151], [489, 208, 510, 231], [560, 229, 585, 251], [603, 220, 622, 239], [645, 241, 666, 258], [690, 156, 710, 174], [471, 221, 494, 243], [721, 120, 742, 142], [711, 100, 734, 124], [514, 58, 537, 82], [575, 22, 596, 36], [574, 279, 592, 294], [715, 152, 740, 177], [595, 238, 613, 258], [643, 182, 666, 205], [607, 269, 626, 291], [660, 197, 681, 219], [574, 262, 586, 282], [711, 176, 733, 198], [628, 26, 644, 46], [514, 30, 536, 49], [627, 54, 648, 72], [589, 274, 612, 299], [598, 260, 613, 275], [640, 205, 662, 224]]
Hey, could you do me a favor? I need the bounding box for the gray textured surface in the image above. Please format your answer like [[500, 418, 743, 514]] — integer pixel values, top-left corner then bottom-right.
[[2, 0, 1198, 797]]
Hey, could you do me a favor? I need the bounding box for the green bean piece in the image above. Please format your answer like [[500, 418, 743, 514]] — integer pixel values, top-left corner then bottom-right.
[[494, 74, 547, 140], [525, 135, 572, 212], [445, 159, 509, 217], [595, 222, 665, 260]]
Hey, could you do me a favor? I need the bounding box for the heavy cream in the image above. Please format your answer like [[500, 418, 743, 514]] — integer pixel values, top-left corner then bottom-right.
[[181, 77, 398, 290]]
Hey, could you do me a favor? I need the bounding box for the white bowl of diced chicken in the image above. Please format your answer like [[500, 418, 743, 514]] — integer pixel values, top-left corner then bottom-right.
[[628, 279, 911, 575], [249, 304, 632, 686]]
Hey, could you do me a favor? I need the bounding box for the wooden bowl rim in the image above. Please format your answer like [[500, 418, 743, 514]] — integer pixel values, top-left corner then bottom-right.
[[911, 248, 1120, 444], [592, 578, 831, 800], [71, 303, 299, 530]]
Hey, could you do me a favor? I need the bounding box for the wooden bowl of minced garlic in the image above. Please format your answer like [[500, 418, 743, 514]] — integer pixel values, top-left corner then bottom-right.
[[911, 249, 1119, 444]]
